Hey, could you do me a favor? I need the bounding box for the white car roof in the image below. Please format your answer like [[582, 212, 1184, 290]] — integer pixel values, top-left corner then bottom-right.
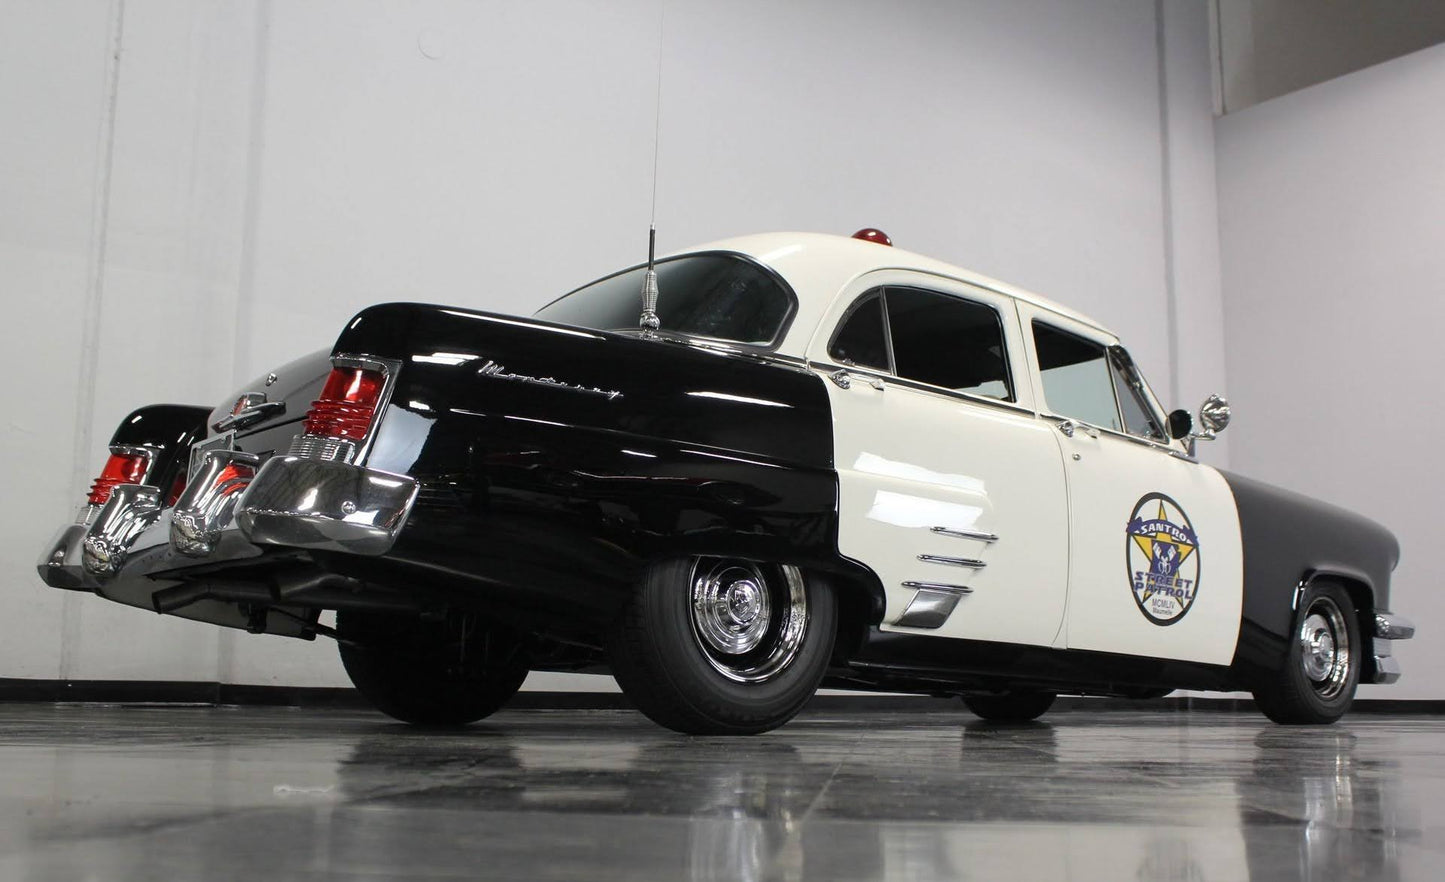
[[671, 232, 1114, 356]]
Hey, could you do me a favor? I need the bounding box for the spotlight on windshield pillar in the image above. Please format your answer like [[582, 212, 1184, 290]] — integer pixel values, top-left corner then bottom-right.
[[852, 228, 892, 246]]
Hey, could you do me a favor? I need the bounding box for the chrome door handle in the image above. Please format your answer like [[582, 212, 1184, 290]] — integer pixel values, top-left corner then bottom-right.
[[1056, 419, 1098, 439], [829, 370, 885, 391]]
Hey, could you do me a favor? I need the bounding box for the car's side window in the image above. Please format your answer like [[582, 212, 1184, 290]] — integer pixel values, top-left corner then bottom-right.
[[827, 292, 892, 372], [1032, 321, 1123, 431], [1107, 347, 1167, 441], [884, 287, 1013, 401]]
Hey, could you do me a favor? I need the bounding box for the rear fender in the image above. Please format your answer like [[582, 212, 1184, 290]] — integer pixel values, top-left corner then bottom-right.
[[324, 303, 881, 623], [109, 404, 213, 503]]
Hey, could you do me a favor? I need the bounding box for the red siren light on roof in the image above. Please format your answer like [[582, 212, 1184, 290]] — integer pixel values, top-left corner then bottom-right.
[[852, 228, 892, 246]]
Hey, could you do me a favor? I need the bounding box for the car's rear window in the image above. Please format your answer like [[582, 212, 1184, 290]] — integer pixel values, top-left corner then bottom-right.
[[535, 253, 796, 347]]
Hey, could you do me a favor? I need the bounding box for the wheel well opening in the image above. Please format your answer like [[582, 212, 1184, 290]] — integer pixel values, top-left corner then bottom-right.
[[822, 571, 876, 666]]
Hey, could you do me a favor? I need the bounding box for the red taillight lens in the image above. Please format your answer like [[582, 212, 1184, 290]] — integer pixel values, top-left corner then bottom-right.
[[165, 470, 187, 506], [87, 451, 150, 505], [214, 462, 255, 496], [303, 367, 385, 440]]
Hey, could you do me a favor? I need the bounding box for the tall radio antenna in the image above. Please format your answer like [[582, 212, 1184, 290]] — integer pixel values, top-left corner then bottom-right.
[[649, 0, 664, 226], [638, 1, 666, 335]]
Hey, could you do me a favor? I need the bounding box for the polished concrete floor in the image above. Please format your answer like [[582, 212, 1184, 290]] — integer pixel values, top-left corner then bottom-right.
[[0, 704, 1438, 881]]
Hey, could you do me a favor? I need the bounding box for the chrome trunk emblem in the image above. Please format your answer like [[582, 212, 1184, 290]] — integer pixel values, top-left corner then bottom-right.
[[476, 360, 623, 400]]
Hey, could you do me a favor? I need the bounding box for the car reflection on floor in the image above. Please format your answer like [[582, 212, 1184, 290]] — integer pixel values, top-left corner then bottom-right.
[[0, 706, 1428, 881]]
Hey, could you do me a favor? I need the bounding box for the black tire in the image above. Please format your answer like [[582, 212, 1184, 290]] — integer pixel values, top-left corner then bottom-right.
[[1251, 581, 1360, 725], [337, 609, 530, 727], [607, 557, 837, 735], [962, 691, 1056, 722]]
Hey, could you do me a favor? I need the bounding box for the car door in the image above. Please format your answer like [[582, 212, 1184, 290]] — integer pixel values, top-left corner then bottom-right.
[[1017, 304, 1243, 665], [808, 272, 1070, 647]]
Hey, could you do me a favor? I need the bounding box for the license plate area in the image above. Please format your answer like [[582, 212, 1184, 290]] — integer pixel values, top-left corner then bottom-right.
[[188, 431, 236, 482]]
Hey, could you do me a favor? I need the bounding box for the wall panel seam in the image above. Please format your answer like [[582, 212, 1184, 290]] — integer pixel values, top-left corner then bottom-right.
[[1156, 0, 1182, 408], [61, 0, 127, 681]]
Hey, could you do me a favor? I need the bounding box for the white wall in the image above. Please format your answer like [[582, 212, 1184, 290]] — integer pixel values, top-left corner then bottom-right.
[[1216, 43, 1445, 699], [0, 0, 111, 680], [2, 0, 1224, 691]]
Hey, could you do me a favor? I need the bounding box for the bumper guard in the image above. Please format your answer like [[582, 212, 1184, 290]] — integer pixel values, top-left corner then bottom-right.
[[36, 455, 418, 595], [1370, 611, 1416, 685]]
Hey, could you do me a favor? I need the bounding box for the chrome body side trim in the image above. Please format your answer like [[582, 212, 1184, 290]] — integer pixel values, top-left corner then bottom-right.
[[236, 456, 419, 556], [81, 484, 164, 577], [1039, 411, 1190, 459], [918, 554, 987, 570], [930, 526, 999, 543], [170, 450, 261, 557], [896, 581, 973, 629], [1374, 612, 1415, 641], [807, 360, 1037, 417], [901, 580, 973, 595]]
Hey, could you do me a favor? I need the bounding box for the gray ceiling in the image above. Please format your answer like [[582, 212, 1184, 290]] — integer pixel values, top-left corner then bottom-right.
[[1216, 0, 1445, 112]]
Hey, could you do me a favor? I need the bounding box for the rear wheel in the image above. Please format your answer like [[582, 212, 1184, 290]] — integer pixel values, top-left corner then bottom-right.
[[1251, 582, 1360, 725], [607, 557, 836, 735], [962, 691, 1056, 722], [337, 609, 530, 726]]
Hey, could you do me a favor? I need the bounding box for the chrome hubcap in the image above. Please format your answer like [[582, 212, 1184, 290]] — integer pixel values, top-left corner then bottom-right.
[[689, 559, 808, 683], [1297, 599, 1351, 700], [694, 568, 772, 655]]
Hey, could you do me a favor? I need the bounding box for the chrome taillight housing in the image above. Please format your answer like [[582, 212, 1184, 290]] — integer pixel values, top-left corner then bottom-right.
[[304, 367, 385, 440], [87, 447, 154, 506], [289, 355, 397, 464]]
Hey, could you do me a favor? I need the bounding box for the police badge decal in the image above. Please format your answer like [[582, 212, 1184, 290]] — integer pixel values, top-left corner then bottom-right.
[[1125, 493, 1201, 626]]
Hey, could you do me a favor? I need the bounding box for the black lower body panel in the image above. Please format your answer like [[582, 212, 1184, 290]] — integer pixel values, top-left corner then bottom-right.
[[833, 629, 1237, 697]]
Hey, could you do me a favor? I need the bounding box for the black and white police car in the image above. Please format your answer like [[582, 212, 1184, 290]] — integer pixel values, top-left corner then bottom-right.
[[39, 229, 1413, 734]]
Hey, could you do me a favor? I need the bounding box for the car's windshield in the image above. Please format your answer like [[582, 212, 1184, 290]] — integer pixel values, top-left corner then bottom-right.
[[534, 253, 795, 347]]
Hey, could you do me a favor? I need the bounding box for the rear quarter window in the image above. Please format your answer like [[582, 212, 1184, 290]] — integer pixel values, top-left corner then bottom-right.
[[535, 253, 796, 348]]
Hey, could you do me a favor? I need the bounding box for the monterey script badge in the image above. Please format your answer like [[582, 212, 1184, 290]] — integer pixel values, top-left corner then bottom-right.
[[1125, 493, 1200, 626]]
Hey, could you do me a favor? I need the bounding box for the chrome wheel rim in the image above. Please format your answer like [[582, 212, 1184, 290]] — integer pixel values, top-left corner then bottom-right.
[[1298, 597, 1351, 700], [689, 558, 808, 684]]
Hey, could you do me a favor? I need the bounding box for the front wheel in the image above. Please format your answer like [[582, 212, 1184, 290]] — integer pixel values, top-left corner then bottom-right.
[[607, 557, 837, 735], [1251, 582, 1360, 725], [337, 609, 531, 727]]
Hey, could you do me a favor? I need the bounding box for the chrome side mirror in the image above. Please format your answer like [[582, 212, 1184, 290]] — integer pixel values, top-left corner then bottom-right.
[[1198, 394, 1231, 435], [1174, 394, 1230, 456]]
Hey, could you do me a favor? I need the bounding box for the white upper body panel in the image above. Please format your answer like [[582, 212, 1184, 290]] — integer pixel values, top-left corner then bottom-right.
[[688, 232, 1241, 661], [670, 232, 1115, 358]]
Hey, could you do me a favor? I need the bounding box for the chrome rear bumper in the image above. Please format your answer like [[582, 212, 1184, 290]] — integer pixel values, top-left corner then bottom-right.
[[36, 454, 418, 601], [236, 456, 418, 556]]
